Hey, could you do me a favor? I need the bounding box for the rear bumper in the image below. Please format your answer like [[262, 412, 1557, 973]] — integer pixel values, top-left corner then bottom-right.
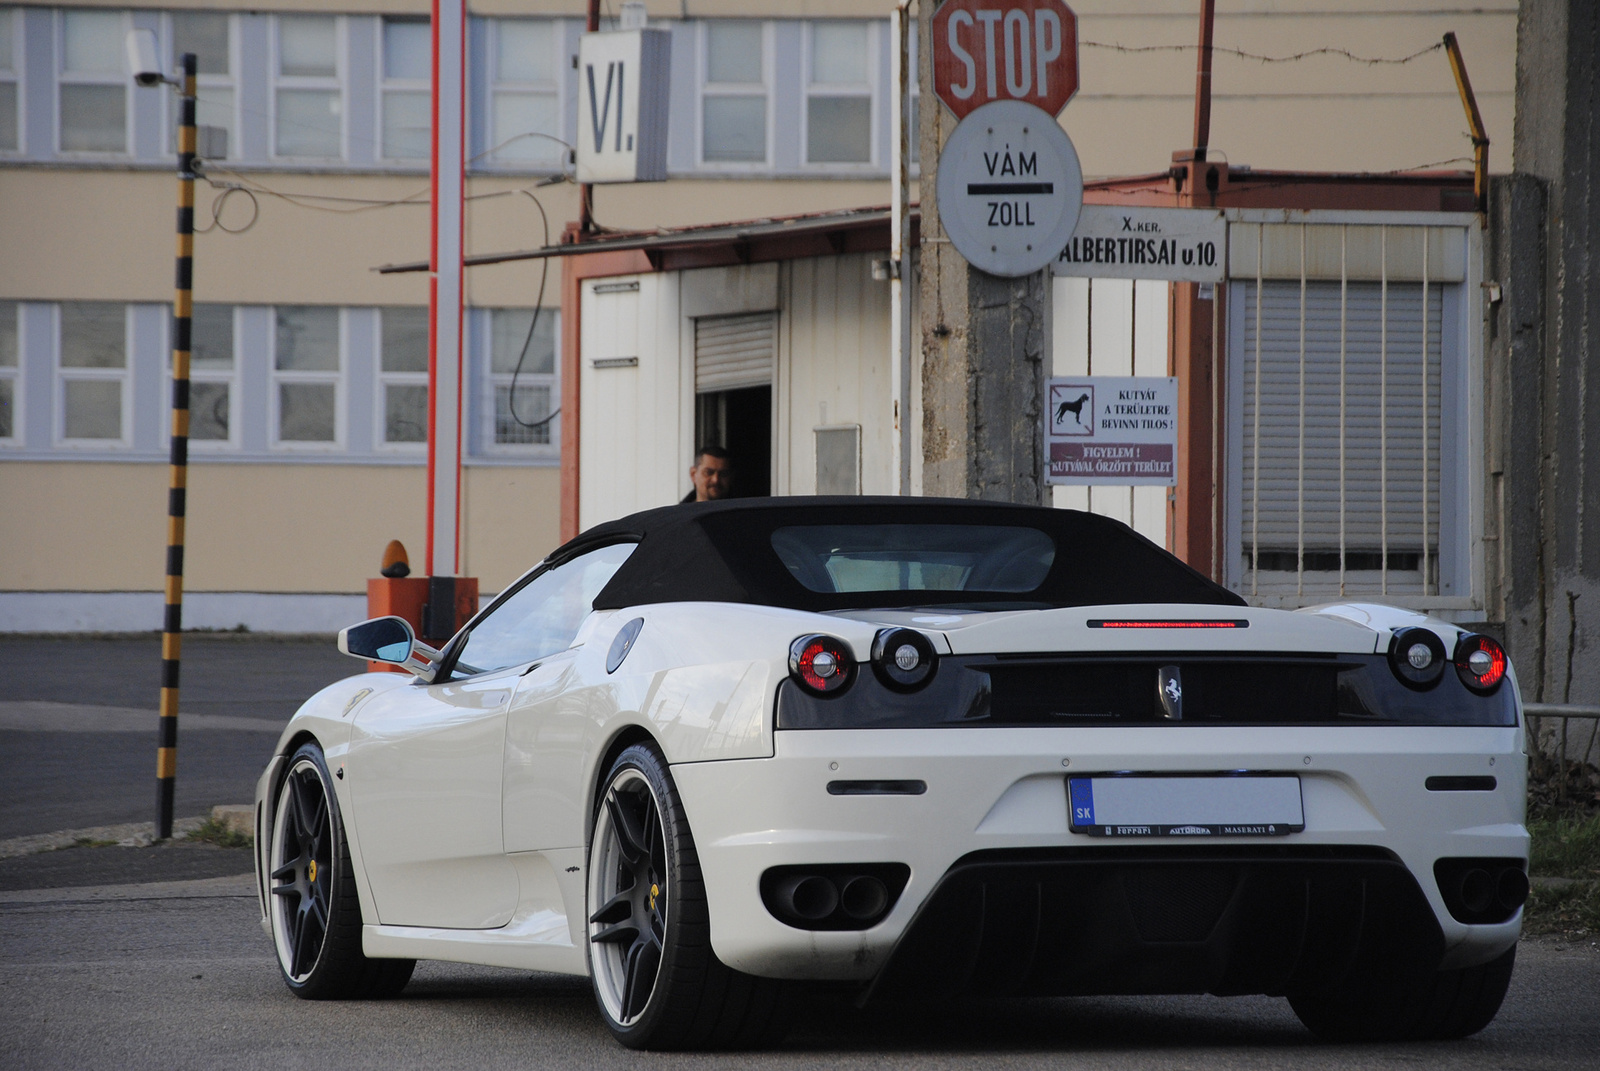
[[867, 846, 1437, 1000], [669, 725, 1527, 985]]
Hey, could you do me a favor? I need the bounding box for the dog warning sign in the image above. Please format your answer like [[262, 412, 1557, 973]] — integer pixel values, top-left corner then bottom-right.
[[1046, 376, 1178, 486]]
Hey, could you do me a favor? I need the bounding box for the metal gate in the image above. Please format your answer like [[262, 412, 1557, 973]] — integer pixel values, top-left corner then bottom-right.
[[1224, 212, 1481, 613]]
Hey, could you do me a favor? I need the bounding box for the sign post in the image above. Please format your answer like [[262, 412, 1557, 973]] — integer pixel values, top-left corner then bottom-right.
[[920, 0, 1081, 505]]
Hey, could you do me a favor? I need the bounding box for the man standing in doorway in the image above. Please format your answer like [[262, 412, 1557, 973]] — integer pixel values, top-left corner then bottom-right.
[[684, 445, 734, 502]]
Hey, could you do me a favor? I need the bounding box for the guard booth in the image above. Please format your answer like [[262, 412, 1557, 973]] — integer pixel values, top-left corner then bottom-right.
[[549, 165, 1487, 621]]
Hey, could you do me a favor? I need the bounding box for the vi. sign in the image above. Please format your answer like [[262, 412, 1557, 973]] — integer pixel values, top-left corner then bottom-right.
[[933, 0, 1080, 120]]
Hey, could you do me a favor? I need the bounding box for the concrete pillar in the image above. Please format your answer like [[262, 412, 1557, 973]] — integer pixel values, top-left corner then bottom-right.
[[916, 2, 1051, 505], [1484, 174, 1547, 689], [1499, 0, 1600, 705]]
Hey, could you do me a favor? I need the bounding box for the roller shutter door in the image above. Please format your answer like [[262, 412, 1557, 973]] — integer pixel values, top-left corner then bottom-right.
[[694, 312, 775, 393], [1238, 279, 1441, 564]]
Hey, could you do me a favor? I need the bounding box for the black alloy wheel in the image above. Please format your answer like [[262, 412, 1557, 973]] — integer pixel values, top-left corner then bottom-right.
[[585, 742, 789, 1049], [588, 763, 669, 1025], [268, 741, 414, 1000]]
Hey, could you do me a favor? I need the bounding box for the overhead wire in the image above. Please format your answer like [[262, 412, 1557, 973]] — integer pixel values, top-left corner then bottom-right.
[[503, 187, 559, 432], [1081, 40, 1446, 66]]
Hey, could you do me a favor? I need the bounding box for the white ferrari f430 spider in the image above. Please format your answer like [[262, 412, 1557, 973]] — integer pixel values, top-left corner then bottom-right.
[[255, 498, 1526, 1048]]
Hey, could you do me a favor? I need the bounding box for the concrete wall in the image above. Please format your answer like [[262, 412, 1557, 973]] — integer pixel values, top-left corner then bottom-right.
[[1490, 0, 1600, 707], [0, 462, 559, 595]]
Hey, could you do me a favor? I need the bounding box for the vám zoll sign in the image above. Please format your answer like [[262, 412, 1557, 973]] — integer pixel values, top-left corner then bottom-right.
[[1046, 376, 1178, 486]]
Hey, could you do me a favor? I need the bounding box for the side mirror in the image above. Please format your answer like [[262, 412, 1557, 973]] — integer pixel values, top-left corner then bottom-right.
[[338, 616, 442, 681]]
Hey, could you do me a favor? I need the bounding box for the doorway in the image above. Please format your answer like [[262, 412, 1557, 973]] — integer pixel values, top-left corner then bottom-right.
[[695, 387, 771, 497], [694, 311, 776, 498]]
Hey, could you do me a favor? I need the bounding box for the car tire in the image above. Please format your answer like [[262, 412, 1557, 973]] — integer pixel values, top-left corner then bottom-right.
[[586, 742, 788, 1050], [1289, 945, 1515, 1041], [268, 741, 415, 1000]]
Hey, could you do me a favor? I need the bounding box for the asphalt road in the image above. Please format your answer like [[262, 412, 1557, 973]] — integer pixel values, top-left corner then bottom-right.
[[1, 873, 1597, 1071], [0, 635, 357, 839]]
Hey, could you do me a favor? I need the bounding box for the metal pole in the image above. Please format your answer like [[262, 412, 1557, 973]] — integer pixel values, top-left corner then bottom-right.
[[1191, 0, 1216, 160], [890, 1, 912, 494], [426, 0, 466, 588], [157, 52, 197, 841], [1442, 33, 1489, 217], [579, 0, 600, 234]]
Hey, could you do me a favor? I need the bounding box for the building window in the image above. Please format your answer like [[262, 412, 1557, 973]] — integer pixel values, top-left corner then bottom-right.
[[700, 20, 767, 165], [182, 303, 235, 443], [169, 11, 234, 159], [273, 15, 342, 160], [489, 308, 557, 447], [379, 306, 428, 444], [58, 302, 127, 442], [273, 306, 340, 444], [59, 9, 128, 154], [0, 301, 17, 439], [381, 17, 429, 161], [0, 7, 19, 152], [806, 21, 873, 165], [489, 18, 561, 167]]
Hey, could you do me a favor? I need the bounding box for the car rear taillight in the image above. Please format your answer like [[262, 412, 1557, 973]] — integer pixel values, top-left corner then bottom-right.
[[789, 634, 855, 696], [1454, 633, 1507, 694], [871, 628, 937, 691], [1387, 627, 1448, 689]]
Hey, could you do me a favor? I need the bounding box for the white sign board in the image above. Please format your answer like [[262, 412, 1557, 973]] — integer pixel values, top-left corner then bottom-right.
[[576, 29, 670, 184], [1053, 205, 1225, 281], [1046, 376, 1178, 485], [935, 99, 1083, 278]]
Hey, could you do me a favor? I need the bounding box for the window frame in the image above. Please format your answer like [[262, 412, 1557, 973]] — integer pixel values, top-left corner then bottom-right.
[[270, 304, 345, 451], [0, 6, 22, 155], [376, 304, 430, 452], [481, 305, 560, 458], [54, 301, 132, 448], [56, 8, 132, 158], [801, 19, 878, 170], [696, 19, 773, 170], [377, 15, 430, 165], [270, 13, 347, 162], [163, 10, 239, 162], [0, 300, 22, 445], [486, 16, 565, 172]]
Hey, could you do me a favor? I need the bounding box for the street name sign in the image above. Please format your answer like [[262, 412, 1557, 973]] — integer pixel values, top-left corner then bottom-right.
[[933, 0, 1079, 120], [1046, 375, 1178, 486], [1053, 205, 1225, 282], [576, 29, 670, 183], [936, 99, 1083, 277]]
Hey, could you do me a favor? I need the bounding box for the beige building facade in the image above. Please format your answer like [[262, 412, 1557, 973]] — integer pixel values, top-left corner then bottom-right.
[[0, 1, 1516, 630]]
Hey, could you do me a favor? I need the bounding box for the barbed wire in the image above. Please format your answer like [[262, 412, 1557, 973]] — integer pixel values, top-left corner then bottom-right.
[[1082, 40, 1446, 66]]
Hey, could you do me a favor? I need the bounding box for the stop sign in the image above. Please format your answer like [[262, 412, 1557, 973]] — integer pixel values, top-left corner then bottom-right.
[[932, 0, 1079, 121]]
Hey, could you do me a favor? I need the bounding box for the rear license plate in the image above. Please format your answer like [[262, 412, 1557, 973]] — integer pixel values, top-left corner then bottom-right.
[[1067, 775, 1304, 837]]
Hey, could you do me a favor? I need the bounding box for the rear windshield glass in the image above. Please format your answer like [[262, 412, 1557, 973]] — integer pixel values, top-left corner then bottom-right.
[[771, 524, 1056, 593]]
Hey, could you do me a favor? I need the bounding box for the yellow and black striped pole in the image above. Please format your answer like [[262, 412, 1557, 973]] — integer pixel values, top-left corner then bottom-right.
[[157, 52, 198, 840]]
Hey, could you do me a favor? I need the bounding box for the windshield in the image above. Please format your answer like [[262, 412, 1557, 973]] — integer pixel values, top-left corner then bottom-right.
[[770, 524, 1056, 594]]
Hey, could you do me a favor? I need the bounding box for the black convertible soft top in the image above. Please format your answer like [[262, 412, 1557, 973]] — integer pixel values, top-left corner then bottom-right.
[[557, 497, 1245, 613]]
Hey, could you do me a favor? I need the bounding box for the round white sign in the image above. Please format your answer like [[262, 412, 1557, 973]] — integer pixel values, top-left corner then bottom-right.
[[936, 100, 1084, 278]]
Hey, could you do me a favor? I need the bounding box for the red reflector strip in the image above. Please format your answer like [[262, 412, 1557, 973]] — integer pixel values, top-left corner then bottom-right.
[[1087, 620, 1250, 629]]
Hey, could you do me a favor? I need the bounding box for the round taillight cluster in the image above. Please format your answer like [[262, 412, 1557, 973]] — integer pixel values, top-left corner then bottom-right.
[[871, 628, 938, 691], [1454, 633, 1507, 694], [789, 634, 856, 696], [1388, 627, 1448, 689]]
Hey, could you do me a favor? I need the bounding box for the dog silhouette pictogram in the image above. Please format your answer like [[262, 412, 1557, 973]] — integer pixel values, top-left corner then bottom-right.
[[1055, 393, 1091, 428]]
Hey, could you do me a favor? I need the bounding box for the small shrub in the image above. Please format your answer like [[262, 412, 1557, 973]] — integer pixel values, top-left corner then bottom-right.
[[185, 816, 253, 850]]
